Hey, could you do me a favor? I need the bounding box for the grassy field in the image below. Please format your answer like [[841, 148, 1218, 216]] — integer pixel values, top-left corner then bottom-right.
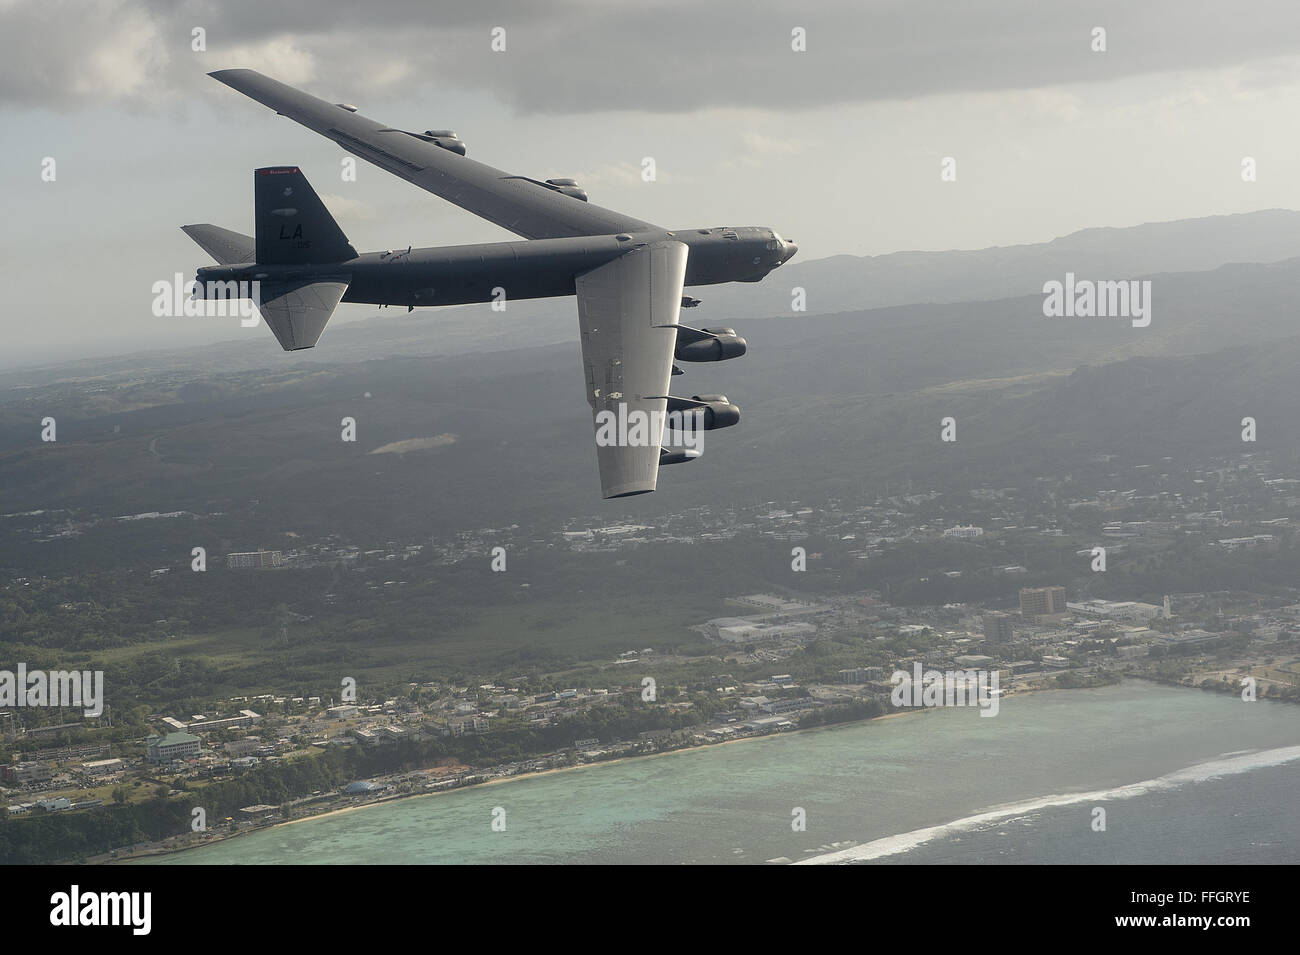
[[64, 589, 730, 702]]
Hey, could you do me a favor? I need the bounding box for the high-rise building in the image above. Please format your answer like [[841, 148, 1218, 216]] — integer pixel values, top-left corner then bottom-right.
[[983, 612, 1015, 644], [1020, 586, 1067, 617]]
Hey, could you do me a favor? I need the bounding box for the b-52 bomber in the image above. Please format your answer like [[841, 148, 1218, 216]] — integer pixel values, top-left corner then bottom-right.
[[184, 70, 797, 498]]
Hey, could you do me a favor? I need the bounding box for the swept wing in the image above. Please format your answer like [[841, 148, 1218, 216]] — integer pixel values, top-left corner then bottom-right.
[[576, 240, 688, 498], [210, 69, 658, 240]]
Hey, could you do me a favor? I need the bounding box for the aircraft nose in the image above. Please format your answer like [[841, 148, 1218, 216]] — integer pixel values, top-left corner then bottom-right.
[[782, 239, 798, 263]]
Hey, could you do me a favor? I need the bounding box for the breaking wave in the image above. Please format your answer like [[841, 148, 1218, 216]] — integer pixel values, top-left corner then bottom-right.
[[795, 744, 1300, 864]]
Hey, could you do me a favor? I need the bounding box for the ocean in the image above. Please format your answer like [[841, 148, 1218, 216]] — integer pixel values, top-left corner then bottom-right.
[[136, 681, 1300, 865]]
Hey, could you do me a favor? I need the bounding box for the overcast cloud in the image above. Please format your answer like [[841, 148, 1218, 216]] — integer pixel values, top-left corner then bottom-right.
[[6, 1, 1300, 112]]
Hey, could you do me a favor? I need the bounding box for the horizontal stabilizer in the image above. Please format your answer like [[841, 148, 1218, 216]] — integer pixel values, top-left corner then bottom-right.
[[181, 223, 255, 265], [257, 277, 350, 351]]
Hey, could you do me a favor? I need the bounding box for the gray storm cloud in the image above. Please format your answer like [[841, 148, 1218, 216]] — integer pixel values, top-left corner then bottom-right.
[[6, 0, 1300, 112]]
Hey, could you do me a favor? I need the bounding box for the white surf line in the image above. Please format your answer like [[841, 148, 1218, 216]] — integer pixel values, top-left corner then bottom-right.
[[795, 744, 1300, 865]]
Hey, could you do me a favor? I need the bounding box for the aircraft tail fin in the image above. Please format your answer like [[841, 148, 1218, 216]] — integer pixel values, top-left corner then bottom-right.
[[254, 166, 356, 265]]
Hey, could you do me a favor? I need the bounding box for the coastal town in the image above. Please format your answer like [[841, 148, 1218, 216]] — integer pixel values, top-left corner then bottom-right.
[[4, 447, 1300, 861], [4, 574, 1295, 861]]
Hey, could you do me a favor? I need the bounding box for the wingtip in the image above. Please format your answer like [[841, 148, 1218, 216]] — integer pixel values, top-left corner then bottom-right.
[[208, 68, 258, 84]]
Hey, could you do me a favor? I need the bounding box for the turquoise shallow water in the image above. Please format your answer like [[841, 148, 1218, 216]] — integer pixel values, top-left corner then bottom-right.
[[137, 682, 1300, 864]]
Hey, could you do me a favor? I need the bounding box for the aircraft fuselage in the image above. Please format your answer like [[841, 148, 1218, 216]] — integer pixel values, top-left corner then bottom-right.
[[196, 226, 796, 309]]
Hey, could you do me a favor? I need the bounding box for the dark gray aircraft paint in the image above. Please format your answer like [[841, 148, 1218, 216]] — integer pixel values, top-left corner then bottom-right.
[[183, 69, 796, 497], [197, 219, 793, 309]]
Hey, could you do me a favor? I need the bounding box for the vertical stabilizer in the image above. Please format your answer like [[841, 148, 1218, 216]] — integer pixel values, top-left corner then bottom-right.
[[255, 166, 356, 264]]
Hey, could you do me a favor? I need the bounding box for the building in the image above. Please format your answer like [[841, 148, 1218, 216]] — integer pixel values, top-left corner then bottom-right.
[[446, 716, 489, 736], [1153, 630, 1220, 651], [709, 618, 817, 644], [79, 758, 124, 777], [836, 667, 884, 684], [761, 698, 816, 715], [1065, 599, 1162, 623], [239, 804, 278, 817], [1214, 535, 1277, 552], [146, 731, 202, 765], [187, 710, 261, 733], [743, 717, 793, 733], [1, 761, 52, 786], [728, 594, 825, 613], [1020, 586, 1067, 617], [982, 612, 1015, 644], [226, 549, 283, 569]]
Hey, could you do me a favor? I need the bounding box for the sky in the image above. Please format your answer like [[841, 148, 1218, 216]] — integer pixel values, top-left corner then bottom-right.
[[5, 0, 1300, 364]]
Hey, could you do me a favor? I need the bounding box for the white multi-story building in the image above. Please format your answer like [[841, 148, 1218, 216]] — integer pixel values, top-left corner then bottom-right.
[[147, 731, 202, 764], [1065, 599, 1162, 622]]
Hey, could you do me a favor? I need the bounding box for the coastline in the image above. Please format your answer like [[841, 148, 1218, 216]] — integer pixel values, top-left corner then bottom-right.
[[273, 705, 933, 831], [113, 685, 1059, 864], [126, 672, 1291, 864], [105, 676, 1300, 865]]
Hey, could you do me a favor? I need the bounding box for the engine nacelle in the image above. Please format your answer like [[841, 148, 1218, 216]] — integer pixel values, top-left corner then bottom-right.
[[664, 395, 741, 431], [674, 326, 747, 362], [424, 129, 467, 155], [545, 178, 588, 201], [659, 447, 702, 466]]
